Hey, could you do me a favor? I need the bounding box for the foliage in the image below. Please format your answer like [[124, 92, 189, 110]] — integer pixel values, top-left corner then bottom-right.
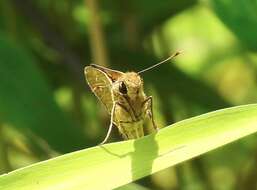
[[0, 0, 257, 189]]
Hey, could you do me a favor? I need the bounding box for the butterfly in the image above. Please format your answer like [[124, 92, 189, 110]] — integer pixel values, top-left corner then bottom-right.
[[84, 52, 180, 144]]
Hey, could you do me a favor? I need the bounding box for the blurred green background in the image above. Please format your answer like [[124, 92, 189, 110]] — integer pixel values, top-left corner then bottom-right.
[[0, 0, 257, 189]]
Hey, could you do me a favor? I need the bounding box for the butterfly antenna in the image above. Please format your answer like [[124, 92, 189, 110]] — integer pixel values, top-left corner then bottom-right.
[[138, 51, 181, 74]]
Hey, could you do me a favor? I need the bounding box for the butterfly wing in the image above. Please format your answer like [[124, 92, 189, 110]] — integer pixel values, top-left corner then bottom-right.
[[89, 64, 123, 82], [84, 65, 123, 114]]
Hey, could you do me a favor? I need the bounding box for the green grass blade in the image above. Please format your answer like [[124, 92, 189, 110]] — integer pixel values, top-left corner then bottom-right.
[[115, 183, 151, 190], [1, 104, 257, 190]]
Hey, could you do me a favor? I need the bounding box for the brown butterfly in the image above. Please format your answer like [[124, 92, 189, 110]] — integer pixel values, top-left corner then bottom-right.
[[84, 52, 180, 144]]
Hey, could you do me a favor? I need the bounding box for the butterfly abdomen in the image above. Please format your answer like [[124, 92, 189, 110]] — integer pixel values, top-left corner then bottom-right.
[[117, 120, 144, 139]]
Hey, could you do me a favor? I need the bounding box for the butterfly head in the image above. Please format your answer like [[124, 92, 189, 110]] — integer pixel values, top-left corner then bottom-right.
[[113, 72, 144, 99]]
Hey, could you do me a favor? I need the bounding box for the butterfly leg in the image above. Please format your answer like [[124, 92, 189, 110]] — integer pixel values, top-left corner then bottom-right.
[[142, 96, 159, 131], [99, 102, 117, 145]]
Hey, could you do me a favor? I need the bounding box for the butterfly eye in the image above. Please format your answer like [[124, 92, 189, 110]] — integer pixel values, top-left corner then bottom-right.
[[119, 82, 127, 94]]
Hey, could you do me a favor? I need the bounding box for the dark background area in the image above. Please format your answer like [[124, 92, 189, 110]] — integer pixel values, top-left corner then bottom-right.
[[0, 0, 257, 189]]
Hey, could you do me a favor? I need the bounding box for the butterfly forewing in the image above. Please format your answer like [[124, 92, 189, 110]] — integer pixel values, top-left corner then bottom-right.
[[90, 64, 124, 82], [84, 66, 114, 113]]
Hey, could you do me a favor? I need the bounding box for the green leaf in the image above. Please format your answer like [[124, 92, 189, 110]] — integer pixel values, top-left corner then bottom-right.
[[209, 0, 257, 51], [115, 183, 151, 190], [1, 104, 257, 190], [134, 0, 197, 32], [0, 34, 86, 152]]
